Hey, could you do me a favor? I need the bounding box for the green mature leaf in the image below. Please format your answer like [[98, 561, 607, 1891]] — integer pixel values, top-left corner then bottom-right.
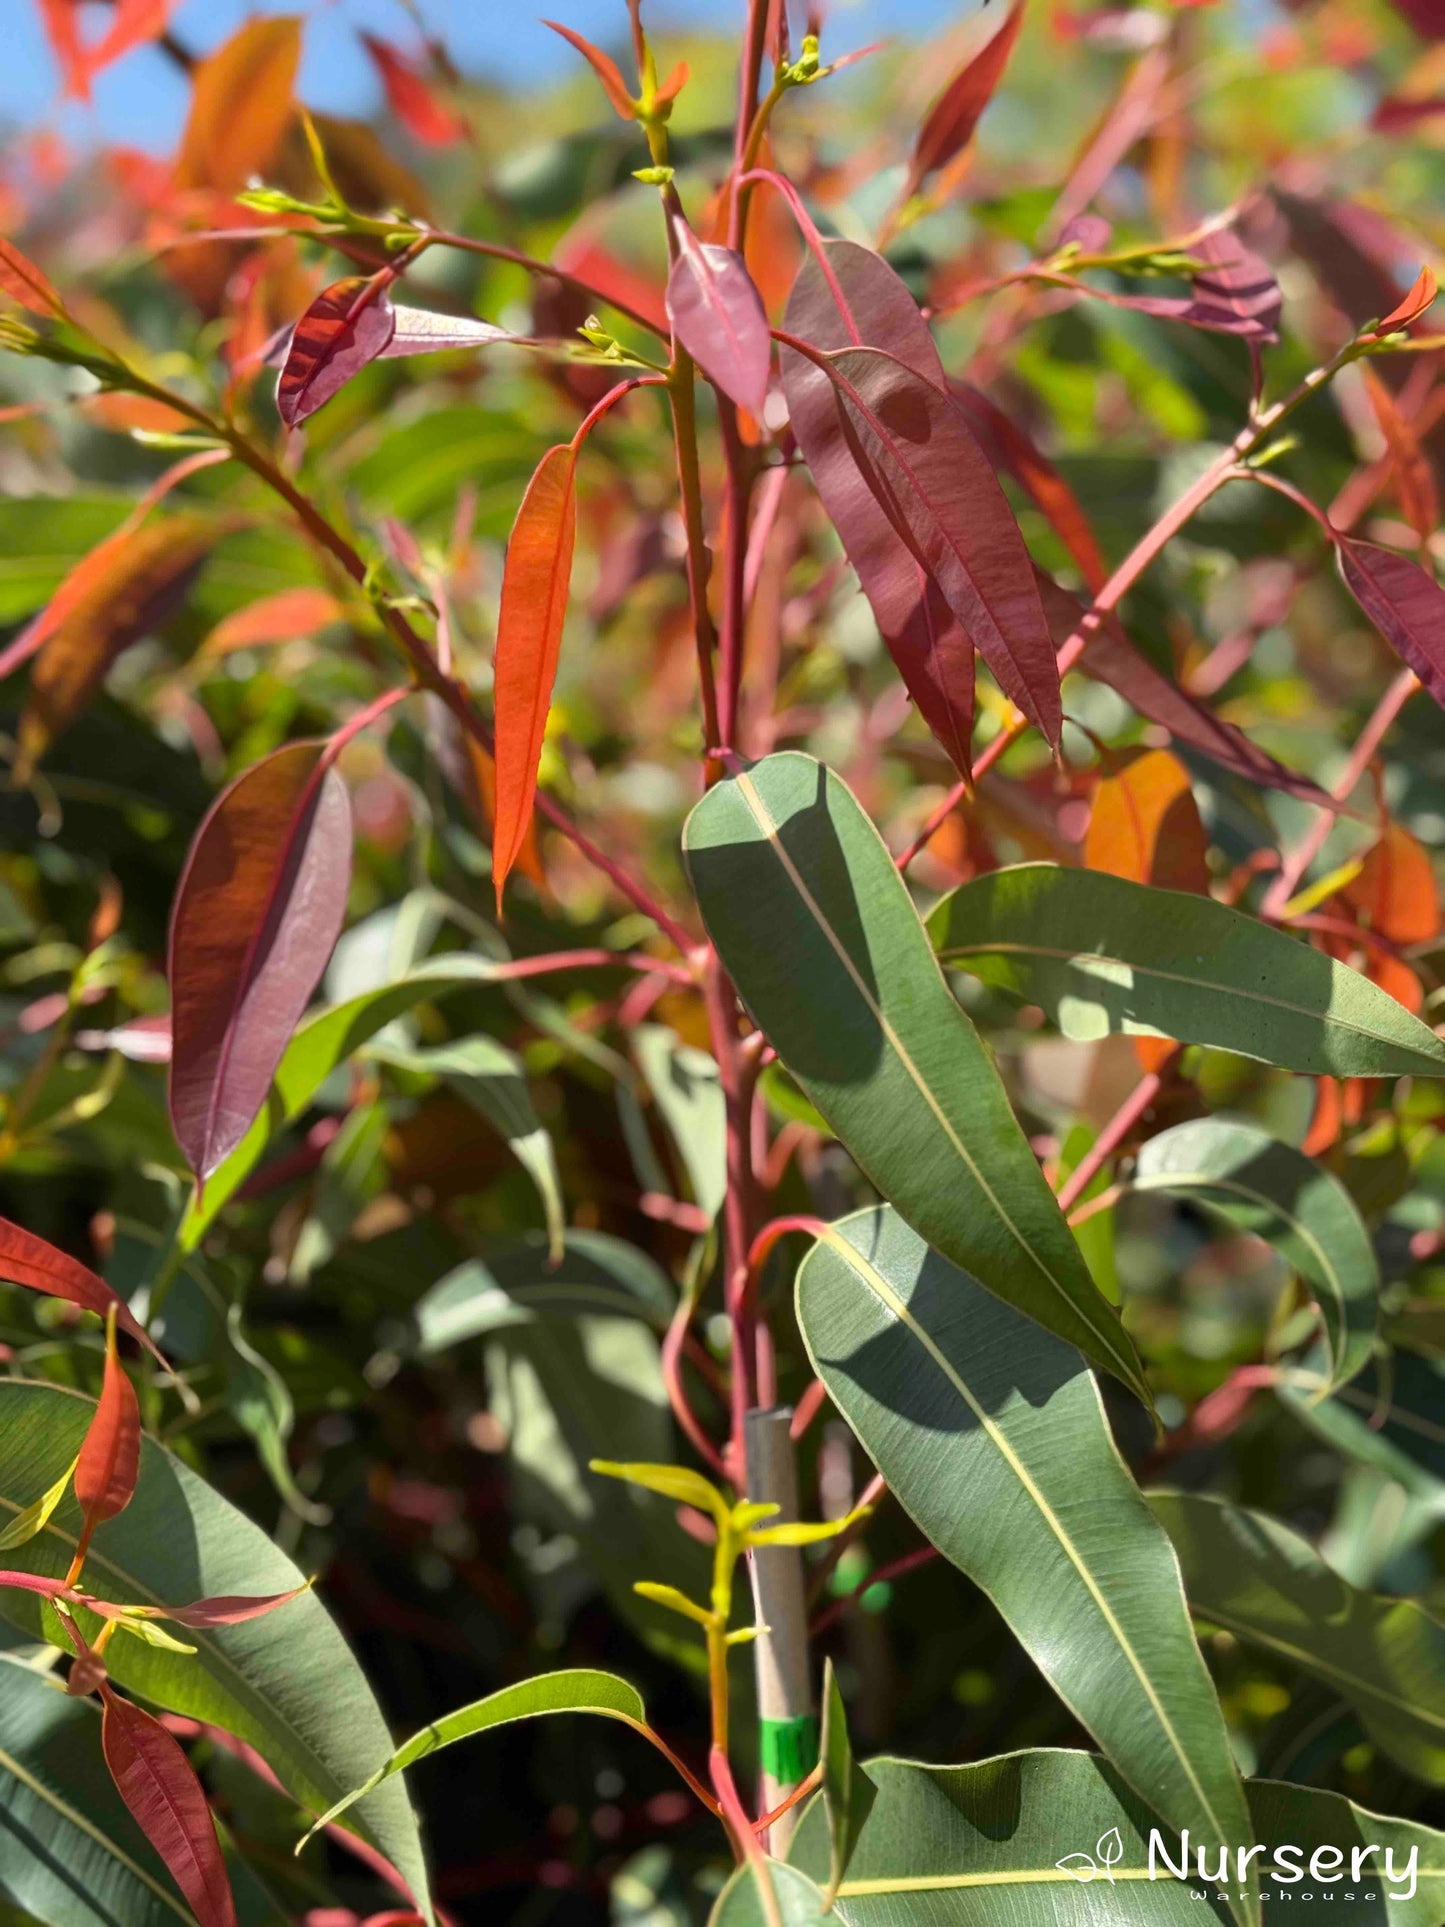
[[287, 1099, 390, 1284], [789, 1749, 1445, 1923], [0, 1656, 282, 1926], [684, 754, 1148, 1406], [820, 1659, 874, 1905], [633, 1024, 727, 1219], [926, 865, 1445, 1077], [710, 1860, 829, 1925], [414, 1230, 674, 1351], [795, 1206, 1255, 1922], [368, 1034, 564, 1260], [0, 1381, 431, 1922], [1278, 1351, 1445, 1497], [1132, 1121, 1377, 1395], [1151, 1491, 1445, 1784], [300, 1670, 648, 1841], [180, 954, 519, 1247]]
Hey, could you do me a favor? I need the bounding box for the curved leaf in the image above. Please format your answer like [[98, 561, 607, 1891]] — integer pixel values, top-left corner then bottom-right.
[[789, 1748, 1445, 1923], [0, 1218, 164, 1367], [667, 222, 771, 419], [1337, 538, 1445, 712], [795, 1204, 1252, 1910], [1278, 1350, 1445, 1497], [1151, 1492, 1445, 1786], [173, 16, 302, 195], [927, 863, 1445, 1076], [276, 277, 398, 427], [685, 754, 1148, 1403], [710, 1861, 828, 1925], [905, 0, 1025, 196], [168, 740, 354, 1182], [0, 237, 64, 319], [99, 1690, 238, 1927], [74, 1313, 141, 1567], [414, 1230, 673, 1352], [0, 1380, 430, 1921], [1132, 1120, 1378, 1394]]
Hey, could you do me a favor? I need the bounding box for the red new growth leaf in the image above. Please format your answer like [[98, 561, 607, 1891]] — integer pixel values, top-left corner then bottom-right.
[[172, 15, 302, 196], [1085, 748, 1210, 894], [905, 0, 1025, 197], [39, 0, 171, 99], [543, 20, 636, 119], [0, 1217, 166, 1366], [1373, 265, 1438, 334], [1362, 365, 1439, 543], [359, 33, 467, 146], [151, 1584, 310, 1628], [277, 277, 398, 427], [1337, 535, 1445, 710], [666, 219, 771, 419], [493, 445, 578, 907], [71, 1310, 140, 1580], [200, 587, 345, 659], [167, 740, 354, 1181], [100, 1690, 240, 1927], [0, 236, 64, 319], [1343, 822, 1441, 945]]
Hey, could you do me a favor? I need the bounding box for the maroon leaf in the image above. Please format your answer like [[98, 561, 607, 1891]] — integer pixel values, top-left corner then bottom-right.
[[167, 741, 353, 1182], [276, 276, 397, 427], [905, 0, 1025, 198], [951, 381, 1109, 595], [781, 239, 977, 773], [100, 1689, 239, 1927], [1035, 570, 1333, 806], [782, 244, 1061, 745], [1337, 536, 1445, 710], [0, 1217, 166, 1366], [1080, 230, 1282, 342], [665, 219, 771, 420], [81, 1583, 309, 1628]]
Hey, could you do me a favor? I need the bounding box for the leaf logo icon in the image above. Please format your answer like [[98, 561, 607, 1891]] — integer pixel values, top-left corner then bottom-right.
[[1055, 1853, 1098, 1883], [1056, 1829, 1124, 1885], [1096, 1827, 1123, 1881]]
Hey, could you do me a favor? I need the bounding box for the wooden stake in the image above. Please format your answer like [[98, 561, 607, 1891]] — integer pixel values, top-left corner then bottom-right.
[[745, 1404, 815, 1853]]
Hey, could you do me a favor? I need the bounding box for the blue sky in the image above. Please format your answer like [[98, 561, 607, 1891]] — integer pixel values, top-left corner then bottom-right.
[[0, 0, 960, 154]]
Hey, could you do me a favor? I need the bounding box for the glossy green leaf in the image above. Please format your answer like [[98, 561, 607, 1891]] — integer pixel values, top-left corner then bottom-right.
[[820, 1659, 874, 1906], [789, 1749, 1445, 1923], [684, 754, 1147, 1405], [710, 1860, 829, 1925], [1151, 1491, 1445, 1784], [633, 1025, 727, 1220], [0, 1380, 430, 1922], [367, 1034, 564, 1261], [414, 1230, 674, 1351], [1278, 1350, 1445, 1498], [300, 1669, 647, 1841], [926, 864, 1445, 1077], [795, 1206, 1255, 1921], [0, 1656, 280, 1927], [1132, 1121, 1377, 1395]]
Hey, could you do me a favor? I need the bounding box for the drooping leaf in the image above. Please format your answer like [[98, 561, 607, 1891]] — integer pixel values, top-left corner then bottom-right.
[[413, 1232, 673, 1351], [167, 740, 354, 1182], [1343, 822, 1441, 944], [300, 1670, 649, 1840], [667, 221, 771, 419], [1361, 366, 1439, 545], [1278, 1348, 1445, 1498], [1085, 748, 1210, 895], [789, 1748, 1443, 1923], [796, 1204, 1252, 1903], [0, 1218, 165, 1366], [632, 1025, 727, 1220], [685, 755, 1148, 1403], [276, 277, 398, 427], [781, 304, 1061, 744], [710, 1860, 829, 1925], [73, 1313, 141, 1569], [1151, 1492, 1445, 1785], [99, 1690, 238, 1927], [1132, 1121, 1377, 1395], [951, 382, 1107, 594], [1172, 230, 1283, 342], [926, 863, 1445, 1075], [172, 15, 303, 195], [358, 33, 466, 145], [819, 1659, 874, 1906], [781, 240, 978, 774], [197, 586, 344, 661], [903, 0, 1025, 198], [0, 1379, 431, 1917], [0, 237, 64, 319], [492, 442, 577, 905], [1337, 536, 1445, 711]]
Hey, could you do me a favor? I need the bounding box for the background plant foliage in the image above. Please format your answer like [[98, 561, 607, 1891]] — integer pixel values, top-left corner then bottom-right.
[[1, 0, 1445, 1923]]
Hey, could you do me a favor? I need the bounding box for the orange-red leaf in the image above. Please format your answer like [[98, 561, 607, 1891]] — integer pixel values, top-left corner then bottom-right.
[[359, 33, 467, 146], [543, 20, 636, 119], [0, 236, 64, 319], [276, 275, 397, 426], [492, 444, 578, 907], [1362, 365, 1439, 544], [1085, 748, 1210, 893], [73, 1311, 140, 1570], [1301, 1075, 1343, 1157], [1342, 821, 1441, 945], [100, 1691, 239, 1927], [0, 1217, 166, 1366], [906, 0, 1025, 197], [1373, 265, 1438, 335], [173, 16, 303, 195], [199, 588, 345, 660]]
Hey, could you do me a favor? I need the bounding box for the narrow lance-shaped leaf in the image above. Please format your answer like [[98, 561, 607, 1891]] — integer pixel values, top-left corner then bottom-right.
[[951, 381, 1108, 594], [927, 863, 1445, 1076], [276, 276, 398, 427], [667, 218, 771, 419], [685, 754, 1149, 1404], [788, 1748, 1445, 1923], [168, 739, 354, 1182], [73, 1310, 141, 1578], [542, 19, 636, 117], [492, 443, 577, 907], [359, 32, 466, 145], [782, 241, 978, 775], [1132, 1121, 1378, 1395], [99, 1689, 239, 1927], [1374, 265, 1438, 334], [1338, 535, 1445, 711], [819, 1659, 874, 1906], [1362, 365, 1438, 544], [0, 235, 65, 318], [198, 586, 345, 660], [0, 1216, 166, 1366], [795, 1205, 1256, 1926], [904, 0, 1025, 198], [1151, 1492, 1445, 1787]]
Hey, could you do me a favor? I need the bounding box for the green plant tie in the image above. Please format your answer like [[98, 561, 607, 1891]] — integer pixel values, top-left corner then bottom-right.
[[759, 1713, 819, 1784]]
